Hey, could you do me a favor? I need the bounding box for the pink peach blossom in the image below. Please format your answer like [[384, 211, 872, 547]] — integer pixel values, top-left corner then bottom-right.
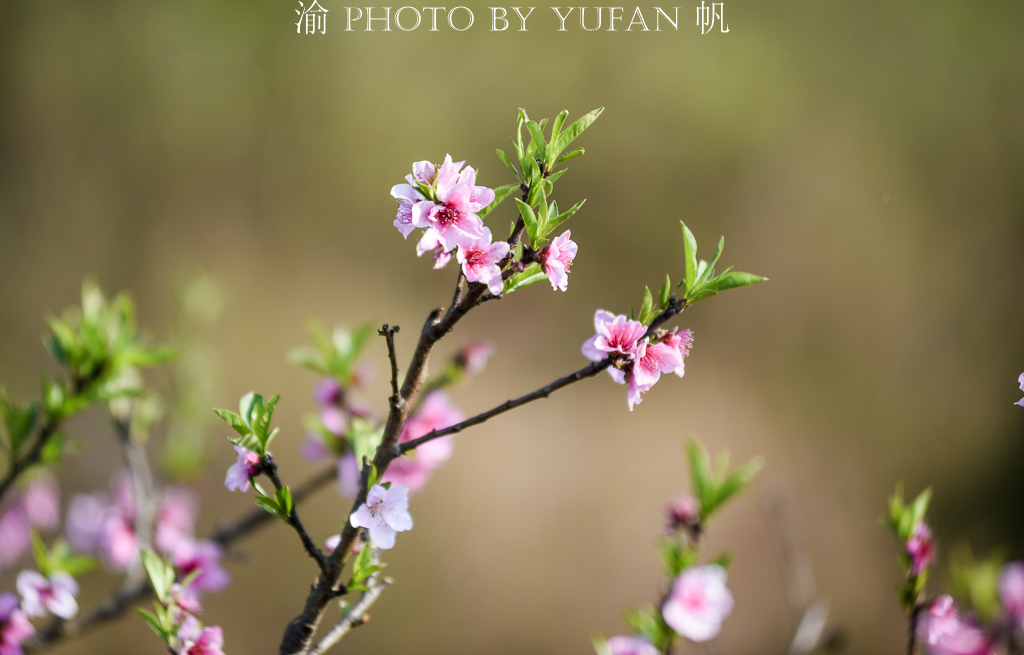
[[16, 570, 78, 619], [1016, 372, 1024, 407], [0, 508, 30, 569], [411, 160, 436, 186], [224, 446, 260, 493], [457, 227, 509, 295], [172, 539, 230, 593], [906, 521, 935, 576], [582, 310, 647, 361], [312, 378, 342, 407], [155, 487, 197, 555], [668, 493, 700, 530], [458, 341, 495, 377], [64, 493, 109, 555], [662, 565, 734, 642], [20, 478, 59, 531], [541, 231, 578, 291], [0, 592, 34, 655], [177, 615, 225, 655], [337, 453, 360, 498], [350, 484, 413, 550], [415, 228, 453, 269], [390, 182, 425, 238], [606, 635, 658, 655], [1001, 561, 1024, 624], [410, 155, 489, 251], [103, 513, 138, 570], [660, 328, 694, 377], [381, 392, 463, 493]]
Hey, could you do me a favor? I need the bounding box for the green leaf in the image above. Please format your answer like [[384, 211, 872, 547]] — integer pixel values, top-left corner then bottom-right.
[[556, 148, 585, 166], [623, 606, 663, 648], [549, 107, 604, 168], [136, 607, 167, 640], [276, 486, 293, 516], [141, 549, 168, 602], [526, 120, 547, 162], [212, 409, 250, 437], [255, 494, 287, 520], [701, 271, 768, 294], [591, 635, 612, 655], [31, 530, 49, 575], [695, 237, 725, 289], [658, 275, 672, 310], [496, 149, 519, 180], [545, 199, 585, 234], [710, 550, 736, 570], [687, 288, 718, 303], [551, 109, 569, 143], [638, 287, 655, 325], [908, 487, 932, 532], [478, 184, 519, 220], [0, 392, 38, 457], [252, 395, 280, 453], [503, 263, 547, 294], [706, 457, 764, 520], [57, 554, 97, 577], [681, 222, 698, 297], [239, 392, 261, 429], [685, 438, 712, 510], [40, 432, 65, 464], [514, 199, 539, 245]]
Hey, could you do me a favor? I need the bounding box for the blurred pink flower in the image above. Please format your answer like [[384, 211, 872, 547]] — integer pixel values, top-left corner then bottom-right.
[[662, 564, 734, 642], [540, 230, 578, 291], [103, 513, 138, 571], [1001, 561, 1024, 624], [350, 484, 413, 550], [0, 592, 35, 655], [923, 596, 960, 646], [155, 487, 197, 555], [319, 406, 347, 436], [172, 539, 230, 593], [458, 341, 495, 377], [920, 597, 991, 655], [64, 493, 109, 555], [0, 508, 30, 569], [381, 392, 463, 493], [224, 446, 260, 493], [177, 615, 225, 655], [312, 378, 342, 407], [337, 453, 361, 498], [301, 432, 331, 462], [906, 521, 935, 576], [606, 635, 658, 655], [168, 583, 202, 616], [20, 478, 59, 532], [324, 534, 341, 552], [457, 227, 510, 295], [668, 493, 701, 530], [16, 570, 78, 619], [1016, 372, 1024, 407]]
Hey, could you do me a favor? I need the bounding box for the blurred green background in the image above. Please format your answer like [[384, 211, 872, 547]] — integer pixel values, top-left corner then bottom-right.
[[1, 0, 1023, 653]]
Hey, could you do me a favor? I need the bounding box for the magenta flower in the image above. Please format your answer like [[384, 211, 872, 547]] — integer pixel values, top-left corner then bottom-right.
[[172, 539, 230, 593], [350, 484, 413, 550], [1001, 561, 1024, 624], [0, 592, 34, 655], [411, 160, 436, 186], [312, 378, 343, 406], [155, 487, 197, 555], [540, 230, 578, 291], [919, 598, 991, 655], [16, 570, 78, 619], [379, 458, 432, 494], [64, 493, 109, 555], [582, 310, 647, 361], [923, 596, 960, 647], [390, 182, 425, 239], [906, 521, 935, 576], [632, 340, 686, 391], [177, 615, 225, 655], [1016, 372, 1024, 407], [457, 227, 510, 295], [416, 228, 453, 269], [20, 478, 59, 532], [167, 583, 203, 616], [0, 508, 30, 569], [336, 453, 360, 498], [662, 564, 734, 642], [224, 445, 260, 493], [411, 155, 489, 251], [668, 493, 701, 530], [605, 635, 658, 655]]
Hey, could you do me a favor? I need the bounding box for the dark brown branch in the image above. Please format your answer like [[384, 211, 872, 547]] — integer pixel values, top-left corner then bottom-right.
[[260, 454, 328, 573], [399, 358, 615, 455], [307, 549, 390, 655], [0, 421, 58, 502], [23, 463, 339, 653], [377, 325, 401, 406]]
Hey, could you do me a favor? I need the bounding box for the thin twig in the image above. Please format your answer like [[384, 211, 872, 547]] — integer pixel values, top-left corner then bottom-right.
[[450, 272, 465, 310], [398, 358, 615, 455], [308, 549, 391, 655], [260, 454, 329, 573], [377, 325, 401, 408], [0, 422, 58, 502]]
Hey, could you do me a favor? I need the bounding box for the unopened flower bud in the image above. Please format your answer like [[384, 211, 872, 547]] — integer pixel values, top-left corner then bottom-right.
[[668, 493, 700, 529]]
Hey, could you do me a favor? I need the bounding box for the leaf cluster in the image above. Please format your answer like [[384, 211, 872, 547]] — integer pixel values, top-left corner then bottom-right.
[[31, 531, 96, 577], [947, 545, 1005, 624], [677, 223, 766, 305], [684, 437, 763, 522], [213, 392, 280, 458], [347, 542, 387, 593], [288, 321, 374, 387], [136, 549, 204, 647]]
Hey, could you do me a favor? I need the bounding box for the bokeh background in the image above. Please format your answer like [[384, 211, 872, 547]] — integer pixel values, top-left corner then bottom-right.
[[1, 0, 1023, 653]]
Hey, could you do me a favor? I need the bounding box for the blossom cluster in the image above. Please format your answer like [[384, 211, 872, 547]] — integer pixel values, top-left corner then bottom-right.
[[391, 156, 578, 293], [918, 561, 1024, 655], [582, 310, 693, 410]]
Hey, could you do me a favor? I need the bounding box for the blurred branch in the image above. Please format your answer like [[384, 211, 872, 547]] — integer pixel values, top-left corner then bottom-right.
[[0, 421, 58, 503], [22, 462, 338, 653], [114, 415, 157, 589]]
